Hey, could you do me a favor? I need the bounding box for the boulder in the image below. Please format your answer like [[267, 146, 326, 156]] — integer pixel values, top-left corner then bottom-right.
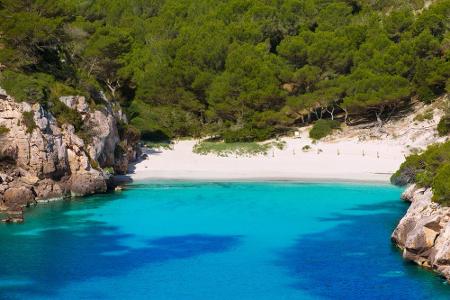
[[3, 186, 35, 208], [34, 179, 66, 201], [69, 173, 107, 197]]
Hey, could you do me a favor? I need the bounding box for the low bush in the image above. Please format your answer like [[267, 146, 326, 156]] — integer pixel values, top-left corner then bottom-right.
[[193, 141, 271, 157], [309, 120, 340, 140], [114, 141, 128, 158], [22, 111, 37, 134], [413, 109, 434, 122], [48, 100, 83, 130], [222, 126, 274, 143], [0, 125, 9, 135], [437, 115, 449, 136], [391, 141, 450, 206], [432, 163, 450, 205], [0, 71, 52, 103], [117, 121, 141, 143]]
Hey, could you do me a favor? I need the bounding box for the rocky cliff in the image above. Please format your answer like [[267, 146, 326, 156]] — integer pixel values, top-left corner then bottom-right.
[[0, 89, 140, 223], [392, 185, 450, 280]]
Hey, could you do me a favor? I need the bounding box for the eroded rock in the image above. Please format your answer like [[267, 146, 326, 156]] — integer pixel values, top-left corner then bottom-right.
[[0, 89, 140, 222], [392, 185, 450, 281]]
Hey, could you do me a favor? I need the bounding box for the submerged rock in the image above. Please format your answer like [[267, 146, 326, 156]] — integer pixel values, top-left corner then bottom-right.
[[392, 185, 450, 279]]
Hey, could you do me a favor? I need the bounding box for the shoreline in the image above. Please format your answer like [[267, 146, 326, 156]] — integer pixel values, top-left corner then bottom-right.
[[124, 176, 397, 186], [127, 130, 407, 184], [123, 171, 396, 185], [126, 105, 445, 186]]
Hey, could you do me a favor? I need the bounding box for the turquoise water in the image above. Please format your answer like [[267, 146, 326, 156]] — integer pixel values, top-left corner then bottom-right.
[[1, 181, 450, 299]]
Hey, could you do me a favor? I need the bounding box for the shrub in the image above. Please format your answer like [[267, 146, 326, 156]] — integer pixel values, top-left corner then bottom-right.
[[193, 141, 271, 157], [302, 145, 311, 152], [22, 111, 37, 134], [414, 109, 433, 122], [432, 163, 450, 205], [48, 100, 83, 131], [0, 125, 9, 135], [309, 120, 341, 140], [114, 141, 128, 158], [223, 126, 274, 143], [391, 153, 423, 186], [103, 166, 115, 175], [416, 85, 435, 103], [0, 71, 52, 103], [392, 141, 450, 206], [437, 115, 449, 136], [117, 121, 141, 143], [90, 157, 100, 170]]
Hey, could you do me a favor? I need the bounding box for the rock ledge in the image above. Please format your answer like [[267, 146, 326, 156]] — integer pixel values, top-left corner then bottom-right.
[[392, 184, 450, 280]]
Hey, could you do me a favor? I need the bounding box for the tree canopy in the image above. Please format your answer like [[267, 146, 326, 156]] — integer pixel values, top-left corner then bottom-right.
[[0, 0, 449, 141]]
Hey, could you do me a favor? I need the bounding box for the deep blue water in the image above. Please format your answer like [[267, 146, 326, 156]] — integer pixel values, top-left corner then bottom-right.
[[1, 181, 450, 299]]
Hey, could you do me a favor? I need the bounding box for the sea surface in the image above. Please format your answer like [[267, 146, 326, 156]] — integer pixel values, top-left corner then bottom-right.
[[1, 181, 450, 299]]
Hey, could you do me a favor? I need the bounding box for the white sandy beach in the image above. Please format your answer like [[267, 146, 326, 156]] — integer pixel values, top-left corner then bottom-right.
[[130, 138, 402, 183], [128, 102, 445, 183]]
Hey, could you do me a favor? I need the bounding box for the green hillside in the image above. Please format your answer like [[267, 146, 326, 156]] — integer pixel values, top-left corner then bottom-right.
[[0, 0, 449, 142]]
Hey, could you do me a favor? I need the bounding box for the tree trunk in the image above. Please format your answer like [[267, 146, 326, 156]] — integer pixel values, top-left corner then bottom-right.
[[375, 111, 383, 127], [326, 106, 335, 120]]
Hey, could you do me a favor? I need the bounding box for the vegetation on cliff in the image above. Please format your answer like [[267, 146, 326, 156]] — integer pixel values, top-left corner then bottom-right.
[[391, 141, 450, 205], [0, 0, 449, 142]]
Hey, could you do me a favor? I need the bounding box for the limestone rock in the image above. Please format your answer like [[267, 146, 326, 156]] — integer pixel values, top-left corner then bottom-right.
[[0, 88, 140, 222], [69, 172, 107, 196], [3, 187, 35, 208], [34, 179, 66, 201], [59, 96, 89, 113], [392, 185, 450, 281]]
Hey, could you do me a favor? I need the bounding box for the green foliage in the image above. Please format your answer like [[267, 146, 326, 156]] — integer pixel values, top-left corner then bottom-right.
[[0, 125, 10, 135], [437, 115, 450, 136], [392, 141, 450, 205], [48, 100, 83, 130], [22, 111, 37, 134], [117, 121, 141, 143], [1, 0, 449, 142], [309, 120, 340, 140], [193, 141, 271, 157], [433, 163, 450, 205], [413, 109, 434, 122], [103, 166, 115, 175], [0, 71, 52, 103], [143, 141, 173, 150], [223, 126, 275, 143], [114, 141, 128, 158]]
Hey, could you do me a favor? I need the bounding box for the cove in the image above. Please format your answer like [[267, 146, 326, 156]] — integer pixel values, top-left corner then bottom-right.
[[1, 182, 450, 299]]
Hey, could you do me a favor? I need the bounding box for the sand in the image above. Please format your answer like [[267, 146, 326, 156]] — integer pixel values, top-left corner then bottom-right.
[[128, 101, 446, 184], [129, 134, 405, 183]]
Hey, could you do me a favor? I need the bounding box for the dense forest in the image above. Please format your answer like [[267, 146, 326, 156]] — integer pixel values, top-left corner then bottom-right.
[[0, 0, 449, 141]]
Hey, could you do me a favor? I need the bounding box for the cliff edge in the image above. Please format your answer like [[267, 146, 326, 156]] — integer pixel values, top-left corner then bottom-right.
[[392, 185, 450, 280], [0, 89, 140, 222]]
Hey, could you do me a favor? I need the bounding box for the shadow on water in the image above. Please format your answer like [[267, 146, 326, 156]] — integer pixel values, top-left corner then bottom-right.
[[0, 196, 242, 298], [276, 200, 450, 300]]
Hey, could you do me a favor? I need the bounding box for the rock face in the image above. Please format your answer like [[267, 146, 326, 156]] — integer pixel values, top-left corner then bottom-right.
[[392, 185, 450, 280], [0, 90, 140, 222]]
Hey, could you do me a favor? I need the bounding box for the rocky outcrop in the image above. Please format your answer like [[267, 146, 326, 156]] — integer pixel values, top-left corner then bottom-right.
[[0, 90, 140, 223], [392, 185, 450, 280]]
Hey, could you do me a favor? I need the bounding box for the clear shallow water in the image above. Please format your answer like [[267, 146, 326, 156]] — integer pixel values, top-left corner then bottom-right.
[[1, 181, 450, 299]]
